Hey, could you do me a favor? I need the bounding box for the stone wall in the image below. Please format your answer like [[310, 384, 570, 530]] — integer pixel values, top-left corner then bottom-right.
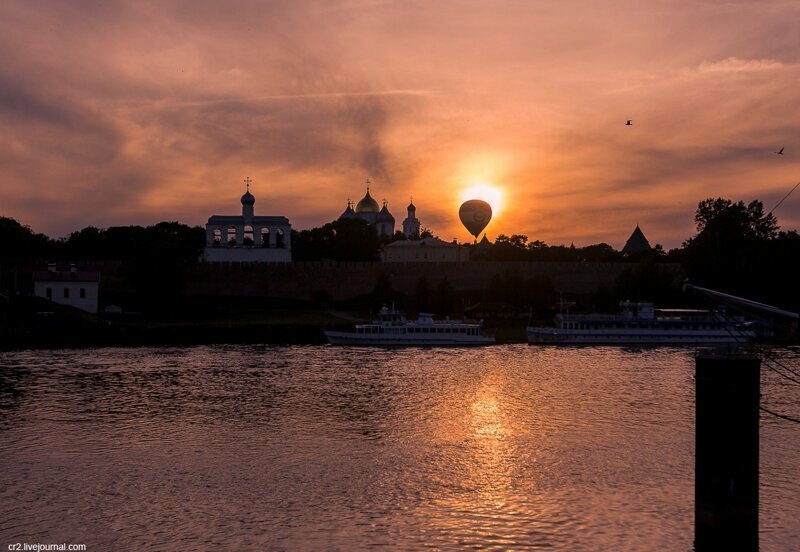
[[2, 260, 686, 303], [185, 261, 685, 301]]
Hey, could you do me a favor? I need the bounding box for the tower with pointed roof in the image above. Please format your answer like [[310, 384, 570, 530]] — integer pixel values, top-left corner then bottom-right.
[[402, 198, 420, 238], [622, 225, 652, 254]]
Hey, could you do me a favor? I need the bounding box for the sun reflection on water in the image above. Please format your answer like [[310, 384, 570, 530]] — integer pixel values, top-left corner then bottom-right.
[[411, 363, 575, 548]]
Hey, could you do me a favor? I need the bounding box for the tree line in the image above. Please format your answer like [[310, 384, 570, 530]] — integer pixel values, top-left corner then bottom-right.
[[3, 196, 799, 310]]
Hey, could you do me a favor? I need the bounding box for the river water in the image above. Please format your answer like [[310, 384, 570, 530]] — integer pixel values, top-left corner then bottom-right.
[[1, 345, 798, 551]]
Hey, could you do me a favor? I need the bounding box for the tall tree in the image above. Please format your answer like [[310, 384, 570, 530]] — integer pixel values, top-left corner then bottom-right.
[[292, 219, 381, 262], [693, 198, 778, 240], [684, 198, 778, 297], [0, 217, 55, 260]]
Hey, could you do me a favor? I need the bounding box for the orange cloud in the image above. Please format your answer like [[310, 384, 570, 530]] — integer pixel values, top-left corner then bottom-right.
[[0, 0, 798, 249]]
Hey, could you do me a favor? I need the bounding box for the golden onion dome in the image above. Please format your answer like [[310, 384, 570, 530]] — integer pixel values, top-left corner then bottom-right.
[[355, 190, 379, 213]]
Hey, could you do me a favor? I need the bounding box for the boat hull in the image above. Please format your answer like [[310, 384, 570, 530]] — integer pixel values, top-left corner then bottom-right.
[[325, 330, 495, 346], [527, 327, 755, 345]]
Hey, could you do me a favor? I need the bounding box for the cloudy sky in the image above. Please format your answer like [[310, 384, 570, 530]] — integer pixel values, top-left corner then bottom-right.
[[1, 0, 798, 248]]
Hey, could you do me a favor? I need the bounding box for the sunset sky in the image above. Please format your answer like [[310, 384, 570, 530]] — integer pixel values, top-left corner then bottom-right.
[[1, 0, 798, 248]]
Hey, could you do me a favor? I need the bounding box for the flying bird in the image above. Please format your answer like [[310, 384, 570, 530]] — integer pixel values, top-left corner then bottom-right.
[[625, 120, 632, 126], [775, 147, 784, 155]]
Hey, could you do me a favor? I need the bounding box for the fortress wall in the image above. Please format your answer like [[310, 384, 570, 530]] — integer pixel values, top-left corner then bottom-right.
[[185, 261, 685, 301], [2, 260, 686, 302]]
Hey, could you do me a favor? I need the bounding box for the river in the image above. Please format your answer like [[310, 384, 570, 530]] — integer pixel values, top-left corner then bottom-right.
[[1, 345, 798, 550]]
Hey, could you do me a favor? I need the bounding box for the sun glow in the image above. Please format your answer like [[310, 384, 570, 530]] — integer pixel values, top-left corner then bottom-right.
[[460, 183, 503, 216]]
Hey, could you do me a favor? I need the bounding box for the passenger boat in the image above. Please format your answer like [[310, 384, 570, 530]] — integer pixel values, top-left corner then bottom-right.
[[527, 301, 756, 345], [325, 306, 495, 346]]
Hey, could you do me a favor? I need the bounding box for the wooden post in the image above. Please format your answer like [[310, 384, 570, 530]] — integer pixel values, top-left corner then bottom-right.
[[695, 354, 760, 551]]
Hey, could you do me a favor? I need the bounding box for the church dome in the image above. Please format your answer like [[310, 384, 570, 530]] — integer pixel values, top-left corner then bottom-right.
[[355, 190, 379, 213], [241, 191, 255, 206], [407, 200, 416, 212], [377, 203, 394, 222], [340, 202, 358, 220]]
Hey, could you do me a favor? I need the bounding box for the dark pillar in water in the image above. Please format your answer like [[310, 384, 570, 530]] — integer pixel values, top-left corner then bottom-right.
[[695, 354, 760, 551]]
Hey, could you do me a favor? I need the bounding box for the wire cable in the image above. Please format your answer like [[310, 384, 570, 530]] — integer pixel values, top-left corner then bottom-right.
[[710, 303, 800, 384], [758, 347, 800, 380], [768, 180, 800, 216], [695, 301, 800, 424], [760, 405, 800, 424], [762, 358, 800, 385]]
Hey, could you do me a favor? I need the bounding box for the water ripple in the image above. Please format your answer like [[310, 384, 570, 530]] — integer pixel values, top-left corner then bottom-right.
[[0, 345, 798, 550]]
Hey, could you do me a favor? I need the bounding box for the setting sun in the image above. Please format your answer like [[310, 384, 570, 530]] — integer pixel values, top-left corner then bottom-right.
[[460, 184, 504, 217]]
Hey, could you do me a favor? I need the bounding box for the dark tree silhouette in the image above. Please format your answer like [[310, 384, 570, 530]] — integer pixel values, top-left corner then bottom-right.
[[292, 218, 381, 262], [419, 227, 437, 239], [372, 273, 397, 311], [615, 262, 679, 305], [681, 197, 800, 310], [0, 217, 55, 260], [683, 198, 777, 296], [433, 278, 455, 316], [413, 276, 430, 314], [693, 198, 778, 240]]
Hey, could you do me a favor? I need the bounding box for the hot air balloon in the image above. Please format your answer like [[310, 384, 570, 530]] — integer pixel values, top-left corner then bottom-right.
[[459, 199, 492, 240]]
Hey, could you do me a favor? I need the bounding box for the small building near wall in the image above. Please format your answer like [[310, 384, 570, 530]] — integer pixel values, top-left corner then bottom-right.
[[203, 179, 292, 262], [33, 266, 100, 313], [383, 237, 468, 262]]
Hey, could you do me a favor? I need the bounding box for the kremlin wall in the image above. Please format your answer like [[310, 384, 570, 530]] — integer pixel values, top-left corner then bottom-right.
[[181, 260, 682, 301], [63, 259, 682, 304], [19, 254, 677, 310]]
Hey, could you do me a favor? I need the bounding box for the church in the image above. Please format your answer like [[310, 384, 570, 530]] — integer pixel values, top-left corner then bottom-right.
[[339, 181, 421, 239], [203, 179, 292, 262]]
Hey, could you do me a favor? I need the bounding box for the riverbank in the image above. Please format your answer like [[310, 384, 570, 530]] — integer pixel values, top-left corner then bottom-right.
[[0, 295, 532, 350], [4, 295, 791, 351], [0, 319, 531, 351]]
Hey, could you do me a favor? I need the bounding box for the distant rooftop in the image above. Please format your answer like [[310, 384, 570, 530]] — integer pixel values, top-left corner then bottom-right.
[[622, 225, 651, 254], [386, 237, 459, 248]]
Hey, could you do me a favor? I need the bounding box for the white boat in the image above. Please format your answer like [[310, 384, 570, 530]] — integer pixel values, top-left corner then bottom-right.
[[527, 301, 756, 345], [325, 307, 495, 346]]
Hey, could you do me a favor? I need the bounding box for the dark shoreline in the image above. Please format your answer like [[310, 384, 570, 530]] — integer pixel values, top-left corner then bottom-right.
[[3, 325, 794, 352], [0, 323, 328, 351], [0, 320, 534, 351]]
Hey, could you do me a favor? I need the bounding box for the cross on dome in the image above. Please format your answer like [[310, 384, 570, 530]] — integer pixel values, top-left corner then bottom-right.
[[241, 177, 256, 207]]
